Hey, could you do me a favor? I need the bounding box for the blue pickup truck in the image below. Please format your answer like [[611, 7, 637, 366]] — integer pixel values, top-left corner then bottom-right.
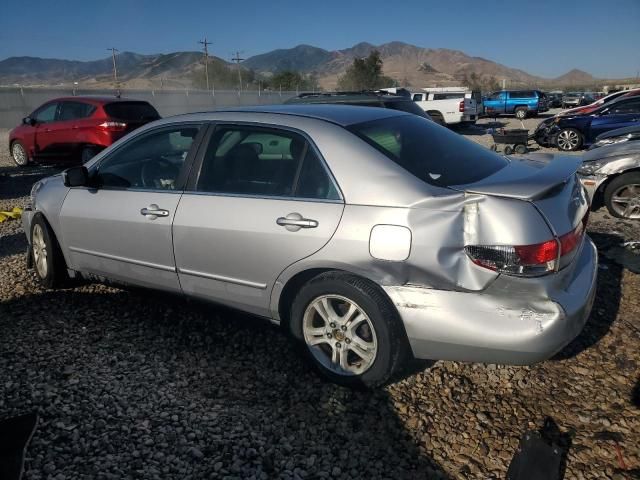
[[483, 90, 549, 119]]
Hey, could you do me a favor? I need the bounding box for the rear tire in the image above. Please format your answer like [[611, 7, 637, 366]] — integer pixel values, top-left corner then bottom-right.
[[11, 141, 30, 167], [514, 107, 527, 120], [289, 271, 408, 389], [603, 172, 640, 219], [30, 215, 69, 289], [429, 112, 446, 126], [556, 128, 583, 151]]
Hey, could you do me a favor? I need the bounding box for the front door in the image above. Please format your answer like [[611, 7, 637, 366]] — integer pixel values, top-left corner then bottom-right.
[[59, 123, 203, 291], [590, 98, 640, 142], [173, 123, 344, 317], [30, 101, 60, 158]]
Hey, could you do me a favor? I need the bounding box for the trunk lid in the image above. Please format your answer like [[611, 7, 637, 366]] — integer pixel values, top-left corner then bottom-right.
[[453, 154, 589, 237]]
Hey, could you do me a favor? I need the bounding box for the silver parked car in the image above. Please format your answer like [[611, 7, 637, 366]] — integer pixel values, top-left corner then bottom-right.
[[23, 105, 597, 388], [579, 140, 640, 218]]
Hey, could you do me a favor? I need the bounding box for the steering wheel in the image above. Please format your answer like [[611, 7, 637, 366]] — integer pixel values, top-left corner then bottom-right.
[[140, 158, 179, 189]]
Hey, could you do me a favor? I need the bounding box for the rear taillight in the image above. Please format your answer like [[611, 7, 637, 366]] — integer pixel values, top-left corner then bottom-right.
[[98, 121, 127, 131], [465, 214, 588, 277], [459, 100, 465, 112]]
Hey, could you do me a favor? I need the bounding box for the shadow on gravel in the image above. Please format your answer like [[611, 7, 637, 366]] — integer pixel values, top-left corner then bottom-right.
[[0, 288, 450, 479], [0, 232, 27, 258], [632, 378, 640, 408], [0, 165, 63, 200], [553, 232, 623, 361]]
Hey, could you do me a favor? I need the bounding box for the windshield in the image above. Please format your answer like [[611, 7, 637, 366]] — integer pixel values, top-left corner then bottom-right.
[[347, 115, 508, 187]]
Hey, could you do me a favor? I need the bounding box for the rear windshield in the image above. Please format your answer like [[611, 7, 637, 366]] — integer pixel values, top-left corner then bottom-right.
[[347, 115, 507, 187], [104, 101, 160, 122], [382, 100, 430, 118]]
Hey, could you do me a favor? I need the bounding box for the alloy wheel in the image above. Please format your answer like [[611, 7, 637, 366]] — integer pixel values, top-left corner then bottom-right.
[[12, 143, 28, 166], [302, 295, 378, 376], [32, 224, 48, 279], [557, 130, 580, 151], [610, 184, 640, 219]]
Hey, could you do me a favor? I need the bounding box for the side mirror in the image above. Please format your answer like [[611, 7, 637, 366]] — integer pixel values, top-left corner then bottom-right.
[[23, 117, 36, 126], [62, 166, 89, 187]]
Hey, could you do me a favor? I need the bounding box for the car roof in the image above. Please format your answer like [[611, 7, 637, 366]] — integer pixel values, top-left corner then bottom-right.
[[163, 104, 407, 127], [45, 96, 150, 105], [287, 92, 410, 104]]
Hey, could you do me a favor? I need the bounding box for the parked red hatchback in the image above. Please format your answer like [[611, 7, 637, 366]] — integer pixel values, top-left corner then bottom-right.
[[9, 96, 161, 167]]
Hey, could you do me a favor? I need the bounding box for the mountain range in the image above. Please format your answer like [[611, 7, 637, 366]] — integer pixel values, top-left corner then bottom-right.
[[0, 41, 604, 89]]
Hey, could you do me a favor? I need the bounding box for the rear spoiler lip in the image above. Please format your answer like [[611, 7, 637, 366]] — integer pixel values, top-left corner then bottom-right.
[[450, 154, 581, 201]]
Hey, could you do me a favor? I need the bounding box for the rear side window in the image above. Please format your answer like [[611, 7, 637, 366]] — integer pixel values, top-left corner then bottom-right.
[[382, 100, 430, 118], [509, 91, 534, 98], [58, 101, 96, 121], [433, 93, 464, 100], [347, 115, 507, 188], [196, 126, 340, 200], [104, 102, 160, 122]]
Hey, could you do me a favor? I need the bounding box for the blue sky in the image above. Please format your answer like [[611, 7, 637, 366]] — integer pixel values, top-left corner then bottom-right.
[[1, 0, 638, 79]]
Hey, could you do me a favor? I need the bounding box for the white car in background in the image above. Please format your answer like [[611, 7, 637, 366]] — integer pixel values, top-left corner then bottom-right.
[[411, 87, 480, 126]]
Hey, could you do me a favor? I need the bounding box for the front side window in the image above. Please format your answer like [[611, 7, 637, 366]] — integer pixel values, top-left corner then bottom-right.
[[195, 125, 339, 200], [348, 115, 508, 188], [95, 125, 200, 190], [33, 103, 58, 123], [609, 99, 640, 114], [412, 94, 424, 101], [58, 101, 96, 121]]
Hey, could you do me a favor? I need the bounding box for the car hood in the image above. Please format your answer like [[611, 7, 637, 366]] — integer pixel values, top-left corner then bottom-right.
[[583, 141, 640, 162], [453, 153, 580, 200]]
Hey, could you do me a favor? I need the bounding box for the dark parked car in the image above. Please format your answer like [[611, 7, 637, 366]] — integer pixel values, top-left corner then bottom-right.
[[547, 93, 563, 108], [285, 91, 432, 121], [561, 92, 593, 109], [548, 96, 640, 151], [9, 96, 161, 167]]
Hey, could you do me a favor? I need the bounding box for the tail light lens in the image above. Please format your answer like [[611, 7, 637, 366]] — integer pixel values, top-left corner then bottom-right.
[[459, 100, 465, 112], [465, 213, 588, 277], [98, 121, 127, 131]]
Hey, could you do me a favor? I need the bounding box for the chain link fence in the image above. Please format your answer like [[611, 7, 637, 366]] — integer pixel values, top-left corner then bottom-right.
[[0, 87, 299, 128]]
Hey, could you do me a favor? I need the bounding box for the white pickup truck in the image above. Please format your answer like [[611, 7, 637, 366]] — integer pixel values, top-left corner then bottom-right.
[[410, 87, 480, 126]]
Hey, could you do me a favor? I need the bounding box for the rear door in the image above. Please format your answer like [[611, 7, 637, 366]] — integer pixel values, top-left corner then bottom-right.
[[55, 101, 97, 157], [59, 123, 203, 291], [590, 99, 640, 141], [173, 123, 344, 317]]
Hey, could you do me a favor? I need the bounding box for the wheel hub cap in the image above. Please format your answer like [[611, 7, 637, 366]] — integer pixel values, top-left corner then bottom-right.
[[32, 224, 48, 278], [611, 184, 640, 219], [302, 295, 378, 376]]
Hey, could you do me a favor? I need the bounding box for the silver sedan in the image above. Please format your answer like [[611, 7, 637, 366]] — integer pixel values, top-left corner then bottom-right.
[[23, 105, 597, 388]]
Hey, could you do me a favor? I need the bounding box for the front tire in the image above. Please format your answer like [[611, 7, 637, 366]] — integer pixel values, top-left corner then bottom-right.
[[30, 215, 69, 289], [11, 141, 30, 167], [289, 272, 408, 388], [556, 128, 583, 151], [604, 172, 640, 219]]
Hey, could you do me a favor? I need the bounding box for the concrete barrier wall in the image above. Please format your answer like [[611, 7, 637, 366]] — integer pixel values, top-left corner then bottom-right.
[[0, 87, 299, 128]]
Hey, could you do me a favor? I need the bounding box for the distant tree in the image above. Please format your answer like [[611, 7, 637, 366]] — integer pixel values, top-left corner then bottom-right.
[[337, 50, 395, 90], [266, 70, 318, 91]]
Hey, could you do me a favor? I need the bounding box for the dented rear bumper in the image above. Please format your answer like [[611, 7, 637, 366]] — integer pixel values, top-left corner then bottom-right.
[[384, 237, 598, 365]]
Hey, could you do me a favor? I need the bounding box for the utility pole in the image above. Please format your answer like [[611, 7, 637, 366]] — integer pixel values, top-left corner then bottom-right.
[[232, 51, 245, 92], [107, 47, 120, 96], [198, 37, 212, 91]]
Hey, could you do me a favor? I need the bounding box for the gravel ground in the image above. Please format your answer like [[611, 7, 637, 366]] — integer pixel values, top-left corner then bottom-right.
[[1, 123, 639, 480]]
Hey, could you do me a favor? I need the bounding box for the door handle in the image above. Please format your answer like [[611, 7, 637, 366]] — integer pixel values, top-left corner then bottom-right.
[[72, 125, 79, 130], [140, 204, 169, 220], [276, 212, 318, 231]]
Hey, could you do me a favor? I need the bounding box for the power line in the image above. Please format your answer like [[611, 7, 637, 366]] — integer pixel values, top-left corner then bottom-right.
[[198, 37, 212, 91], [231, 51, 245, 92]]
